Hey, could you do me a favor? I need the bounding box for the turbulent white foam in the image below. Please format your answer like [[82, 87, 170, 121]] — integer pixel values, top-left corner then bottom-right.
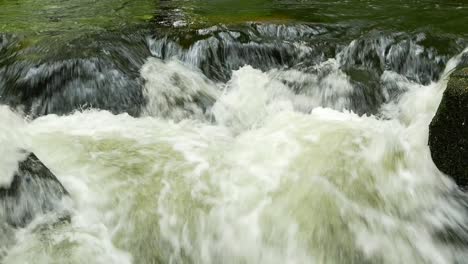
[[141, 58, 220, 121], [382, 47, 468, 125], [0, 106, 28, 187], [210, 59, 355, 133], [20, 102, 457, 263], [1, 49, 467, 263], [268, 59, 354, 112], [211, 66, 295, 132]]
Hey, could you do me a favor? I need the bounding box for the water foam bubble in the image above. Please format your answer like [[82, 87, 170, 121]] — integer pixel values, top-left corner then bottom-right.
[[141, 58, 220, 121]]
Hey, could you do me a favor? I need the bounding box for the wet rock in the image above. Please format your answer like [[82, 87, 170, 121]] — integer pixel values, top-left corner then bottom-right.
[[0, 152, 69, 227], [147, 23, 337, 82], [0, 32, 149, 118], [429, 68, 468, 187], [337, 32, 454, 85]]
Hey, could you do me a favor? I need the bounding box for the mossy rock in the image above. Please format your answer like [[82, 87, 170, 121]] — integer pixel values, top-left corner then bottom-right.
[[429, 68, 468, 187]]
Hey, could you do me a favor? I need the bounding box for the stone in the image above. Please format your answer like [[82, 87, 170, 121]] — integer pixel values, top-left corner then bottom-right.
[[0, 152, 69, 227], [429, 68, 468, 187]]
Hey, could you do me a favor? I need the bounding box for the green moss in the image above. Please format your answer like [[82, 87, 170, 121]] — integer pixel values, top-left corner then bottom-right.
[[0, 0, 155, 35]]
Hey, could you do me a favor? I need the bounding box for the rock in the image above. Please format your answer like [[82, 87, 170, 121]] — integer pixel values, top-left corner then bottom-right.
[[0, 152, 69, 227], [429, 67, 468, 187]]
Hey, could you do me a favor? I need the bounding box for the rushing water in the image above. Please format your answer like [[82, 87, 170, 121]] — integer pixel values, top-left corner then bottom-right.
[[1, 1, 468, 263]]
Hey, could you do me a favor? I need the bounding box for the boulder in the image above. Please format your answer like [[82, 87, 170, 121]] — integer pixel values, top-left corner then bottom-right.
[[429, 68, 468, 187], [0, 152, 69, 227]]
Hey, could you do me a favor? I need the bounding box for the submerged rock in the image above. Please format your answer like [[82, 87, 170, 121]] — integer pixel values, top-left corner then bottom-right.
[[429, 68, 468, 187], [0, 152, 69, 227]]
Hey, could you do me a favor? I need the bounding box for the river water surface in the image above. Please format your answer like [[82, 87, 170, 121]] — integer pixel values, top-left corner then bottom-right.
[[1, 1, 468, 263]]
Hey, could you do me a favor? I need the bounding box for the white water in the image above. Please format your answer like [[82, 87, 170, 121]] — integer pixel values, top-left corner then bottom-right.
[[0, 47, 467, 263], [0, 106, 28, 187]]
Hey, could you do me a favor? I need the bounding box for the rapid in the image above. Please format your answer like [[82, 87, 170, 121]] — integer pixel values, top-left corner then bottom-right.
[[0, 1, 468, 263]]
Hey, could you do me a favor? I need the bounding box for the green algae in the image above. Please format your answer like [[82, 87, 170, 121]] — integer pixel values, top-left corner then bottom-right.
[[0, 0, 155, 35]]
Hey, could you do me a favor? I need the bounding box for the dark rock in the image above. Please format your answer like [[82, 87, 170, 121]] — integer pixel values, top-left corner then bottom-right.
[[429, 68, 468, 187], [0, 32, 149, 118], [0, 152, 69, 228]]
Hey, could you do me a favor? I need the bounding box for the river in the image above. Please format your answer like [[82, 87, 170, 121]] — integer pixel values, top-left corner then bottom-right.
[[0, 1, 467, 263]]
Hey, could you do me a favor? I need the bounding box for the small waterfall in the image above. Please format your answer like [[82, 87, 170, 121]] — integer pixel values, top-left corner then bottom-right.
[[0, 2, 467, 261]]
